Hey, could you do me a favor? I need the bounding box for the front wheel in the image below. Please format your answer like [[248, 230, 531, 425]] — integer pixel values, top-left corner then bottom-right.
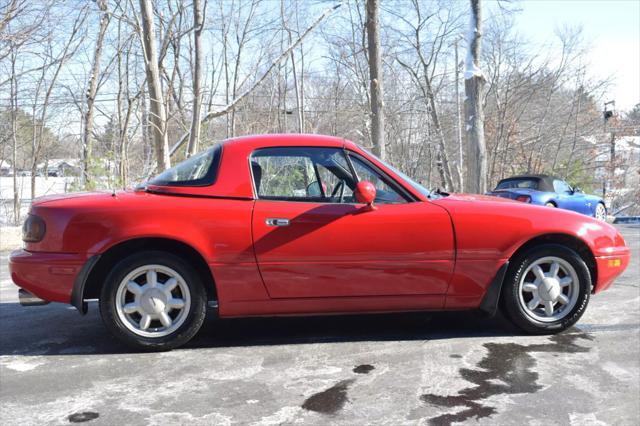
[[595, 203, 607, 221], [501, 244, 591, 334], [100, 251, 207, 351]]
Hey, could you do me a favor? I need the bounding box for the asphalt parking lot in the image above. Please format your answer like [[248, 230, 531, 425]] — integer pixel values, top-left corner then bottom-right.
[[0, 225, 638, 426]]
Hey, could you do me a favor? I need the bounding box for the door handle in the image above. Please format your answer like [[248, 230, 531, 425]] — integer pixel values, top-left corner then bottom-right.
[[265, 218, 290, 227]]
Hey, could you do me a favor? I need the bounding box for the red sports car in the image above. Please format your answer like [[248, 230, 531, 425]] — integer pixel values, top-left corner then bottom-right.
[[9, 134, 630, 350]]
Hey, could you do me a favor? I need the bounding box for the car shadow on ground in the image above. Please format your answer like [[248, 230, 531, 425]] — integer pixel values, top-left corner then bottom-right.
[[0, 301, 524, 356]]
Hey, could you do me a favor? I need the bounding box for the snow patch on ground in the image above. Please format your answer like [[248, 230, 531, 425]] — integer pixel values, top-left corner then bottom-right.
[[254, 406, 302, 426], [146, 411, 233, 426], [569, 412, 608, 426], [0, 356, 46, 372]]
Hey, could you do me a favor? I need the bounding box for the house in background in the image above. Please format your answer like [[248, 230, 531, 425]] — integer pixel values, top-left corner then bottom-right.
[[0, 160, 13, 176], [37, 159, 81, 177]]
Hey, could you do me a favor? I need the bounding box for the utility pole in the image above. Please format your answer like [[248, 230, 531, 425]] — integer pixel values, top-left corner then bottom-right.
[[604, 100, 616, 199]]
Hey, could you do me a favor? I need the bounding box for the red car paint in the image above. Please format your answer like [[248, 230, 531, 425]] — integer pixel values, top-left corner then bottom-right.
[[9, 134, 630, 317]]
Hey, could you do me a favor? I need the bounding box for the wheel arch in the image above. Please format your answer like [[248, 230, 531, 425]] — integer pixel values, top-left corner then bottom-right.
[[479, 232, 597, 316], [508, 233, 597, 289], [76, 237, 217, 313]]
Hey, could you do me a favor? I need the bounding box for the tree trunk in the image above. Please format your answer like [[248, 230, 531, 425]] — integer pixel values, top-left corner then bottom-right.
[[10, 45, 20, 225], [82, 0, 110, 187], [425, 77, 455, 191], [139, 0, 170, 171], [187, 0, 204, 157], [366, 0, 384, 159], [455, 40, 464, 191], [282, 0, 303, 133], [464, 0, 487, 194]]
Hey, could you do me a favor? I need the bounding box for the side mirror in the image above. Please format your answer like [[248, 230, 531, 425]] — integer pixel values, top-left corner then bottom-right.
[[573, 186, 582, 193], [354, 181, 376, 209]]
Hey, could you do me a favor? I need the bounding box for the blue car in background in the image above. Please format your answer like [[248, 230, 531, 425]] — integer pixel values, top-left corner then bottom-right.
[[487, 174, 607, 220]]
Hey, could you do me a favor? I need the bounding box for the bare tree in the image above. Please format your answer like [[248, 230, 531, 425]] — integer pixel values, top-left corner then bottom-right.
[[9, 42, 19, 224], [138, 0, 170, 170], [454, 39, 464, 190], [186, 0, 205, 157], [464, 0, 487, 194], [392, 0, 458, 190], [366, 0, 384, 159], [168, 2, 342, 157], [81, 0, 110, 187], [282, 0, 304, 132], [3, 0, 634, 214], [29, 6, 87, 198]]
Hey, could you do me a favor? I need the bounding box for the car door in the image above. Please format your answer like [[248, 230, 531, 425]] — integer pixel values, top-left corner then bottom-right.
[[250, 146, 455, 299], [566, 187, 591, 215], [553, 179, 589, 214], [553, 179, 576, 211]]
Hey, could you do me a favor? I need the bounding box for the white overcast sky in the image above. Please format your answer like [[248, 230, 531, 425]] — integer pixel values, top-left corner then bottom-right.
[[497, 0, 640, 111]]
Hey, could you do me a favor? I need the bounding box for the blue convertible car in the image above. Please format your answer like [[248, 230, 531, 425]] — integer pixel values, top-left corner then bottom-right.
[[487, 174, 607, 220]]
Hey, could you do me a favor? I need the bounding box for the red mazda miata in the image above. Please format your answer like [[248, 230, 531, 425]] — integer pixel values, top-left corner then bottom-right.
[[9, 134, 630, 350]]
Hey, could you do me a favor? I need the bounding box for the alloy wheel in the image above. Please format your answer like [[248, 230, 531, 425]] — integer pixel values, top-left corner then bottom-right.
[[114, 264, 191, 338], [517, 256, 580, 322]]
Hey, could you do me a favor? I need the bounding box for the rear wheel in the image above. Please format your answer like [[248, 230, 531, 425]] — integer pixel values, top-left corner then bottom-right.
[[545, 202, 556, 208], [100, 251, 207, 351], [502, 244, 591, 334]]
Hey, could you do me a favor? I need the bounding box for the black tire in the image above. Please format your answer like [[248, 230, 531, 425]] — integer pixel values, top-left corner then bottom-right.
[[99, 250, 207, 351], [545, 202, 556, 207], [501, 244, 591, 334]]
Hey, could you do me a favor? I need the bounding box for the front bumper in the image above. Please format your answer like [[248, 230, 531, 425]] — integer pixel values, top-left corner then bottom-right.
[[593, 248, 631, 293], [9, 249, 90, 303]]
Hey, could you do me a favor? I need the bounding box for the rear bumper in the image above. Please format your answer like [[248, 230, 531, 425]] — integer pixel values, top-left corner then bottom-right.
[[9, 249, 90, 303], [594, 249, 631, 293]]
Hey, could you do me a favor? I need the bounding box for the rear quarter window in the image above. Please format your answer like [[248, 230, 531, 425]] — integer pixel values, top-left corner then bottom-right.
[[149, 144, 223, 186]]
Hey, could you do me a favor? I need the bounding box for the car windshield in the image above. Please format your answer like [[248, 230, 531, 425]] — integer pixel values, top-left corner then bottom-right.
[[358, 148, 437, 198], [496, 178, 539, 190], [148, 144, 222, 186]]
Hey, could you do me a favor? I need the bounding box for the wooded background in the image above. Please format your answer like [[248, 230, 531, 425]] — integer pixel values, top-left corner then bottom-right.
[[1, 0, 639, 225]]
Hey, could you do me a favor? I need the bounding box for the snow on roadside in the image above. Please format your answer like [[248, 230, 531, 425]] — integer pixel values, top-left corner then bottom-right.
[[0, 176, 75, 226], [0, 226, 21, 251]]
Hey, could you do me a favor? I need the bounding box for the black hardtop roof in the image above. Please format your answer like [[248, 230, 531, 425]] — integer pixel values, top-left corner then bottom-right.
[[496, 174, 562, 192], [499, 174, 558, 181]]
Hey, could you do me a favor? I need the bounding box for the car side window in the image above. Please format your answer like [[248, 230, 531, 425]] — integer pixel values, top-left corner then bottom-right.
[[251, 147, 354, 203], [553, 180, 572, 194], [348, 155, 407, 204], [316, 163, 354, 200]]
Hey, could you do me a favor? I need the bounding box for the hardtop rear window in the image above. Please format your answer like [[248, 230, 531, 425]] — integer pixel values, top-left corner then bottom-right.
[[149, 144, 223, 187], [496, 178, 539, 190]]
